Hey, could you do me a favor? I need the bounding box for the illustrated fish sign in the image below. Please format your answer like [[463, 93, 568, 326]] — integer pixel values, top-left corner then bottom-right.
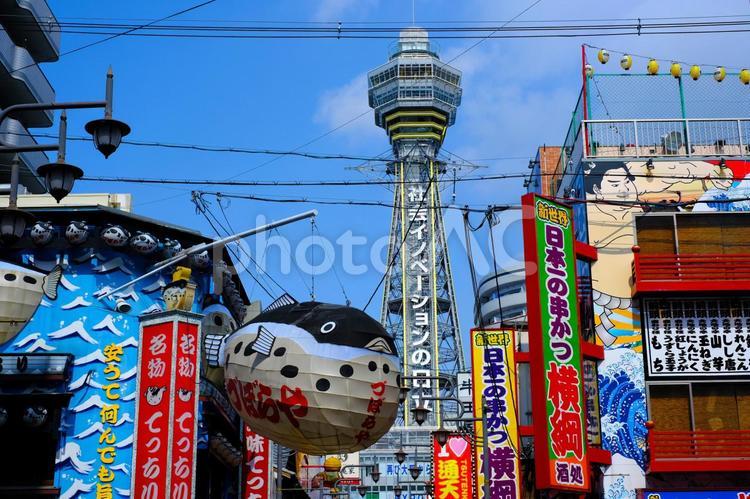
[[222, 300, 400, 455], [521, 194, 589, 492]]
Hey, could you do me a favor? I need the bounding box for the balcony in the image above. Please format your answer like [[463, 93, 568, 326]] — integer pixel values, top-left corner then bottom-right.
[[0, 0, 60, 61], [648, 425, 750, 472], [0, 25, 55, 127], [632, 247, 750, 294], [583, 118, 750, 159], [0, 116, 48, 192]]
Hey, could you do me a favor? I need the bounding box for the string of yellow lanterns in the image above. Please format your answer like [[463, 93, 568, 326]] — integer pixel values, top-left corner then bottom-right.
[[584, 46, 750, 85]]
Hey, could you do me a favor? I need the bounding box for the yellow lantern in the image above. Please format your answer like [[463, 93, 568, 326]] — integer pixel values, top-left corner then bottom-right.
[[689, 65, 701, 81], [647, 59, 659, 75], [584, 64, 594, 78], [597, 49, 610, 64], [324, 456, 343, 473], [714, 66, 727, 82], [620, 54, 633, 70], [670, 62, 682, 78], [740, 69, 750, 85]]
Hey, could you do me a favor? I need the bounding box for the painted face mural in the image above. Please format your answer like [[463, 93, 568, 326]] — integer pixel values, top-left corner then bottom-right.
[[583, 159, 750, 497], [222, 301, 400, 455]]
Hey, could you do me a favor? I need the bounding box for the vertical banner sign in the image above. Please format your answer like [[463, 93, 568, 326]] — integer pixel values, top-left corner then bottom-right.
[[521, 193, 589, 492], [433, 434, 474, 499], [132, 320, 174, 498], [133, 312, 202, 499], [243, 424, 272, 499], [470, 328, 521, 499], [169, 321, 201, 498]]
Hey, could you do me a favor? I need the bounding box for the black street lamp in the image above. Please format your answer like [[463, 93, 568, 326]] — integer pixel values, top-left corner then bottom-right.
[[413, 400, 430, 426], [408, 464, 421, 480], [433, 425, 450, 447], [85, 68, 131, 158], [356, 485, 368, 497], [37, 112, 83, 203], [394, 447, 407, 464], [0, 204, 34, 244], [393, 484, 403, 498], [369, 466, 380, 483]]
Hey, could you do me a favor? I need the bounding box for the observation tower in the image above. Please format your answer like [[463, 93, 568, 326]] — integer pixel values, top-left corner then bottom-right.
[[367, 28, 465, 430]]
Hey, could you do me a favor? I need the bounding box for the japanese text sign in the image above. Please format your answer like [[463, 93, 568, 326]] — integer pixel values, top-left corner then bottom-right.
[[433, 434, 474, 499], [96, 342, 125, 497], [132, 312, 202, 499], [470, 328, 520, 499], [521, 194, 589, 492], [243, 425, 272, 499]]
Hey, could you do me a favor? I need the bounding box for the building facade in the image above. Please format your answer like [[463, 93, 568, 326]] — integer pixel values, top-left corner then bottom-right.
[[474, 264, 527, 327], [532, 58, 750, 497], [0, 0, 60, 194]]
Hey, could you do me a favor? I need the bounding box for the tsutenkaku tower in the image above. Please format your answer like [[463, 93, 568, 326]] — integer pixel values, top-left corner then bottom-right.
[[368, 28, 465, 428]]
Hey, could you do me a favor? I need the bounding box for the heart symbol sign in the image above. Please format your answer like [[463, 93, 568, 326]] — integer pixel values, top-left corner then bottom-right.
[[448, 437, 468, 457]]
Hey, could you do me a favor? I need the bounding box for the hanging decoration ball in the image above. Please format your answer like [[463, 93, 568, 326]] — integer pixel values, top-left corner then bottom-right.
[[647, 59, 659, 75], [689, 65, 701, 81], [584, 64, 594, 78], [161, 238, 182, 259], [620, 54, 633, 70], [190, 249, 212, 270], [714, 66, 727, 82], [222, 301, 400, 455], [597, 49, 610, 64], [129, 231, 159, 255], [670, 62, 682, 78], [65, 221, 89, 245], [29, 221, 55, 246], [740, 69, 750, 85], [100, 225, 130, 247]]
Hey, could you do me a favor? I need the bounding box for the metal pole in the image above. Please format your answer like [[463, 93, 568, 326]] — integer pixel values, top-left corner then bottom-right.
[[58, 111, 67, 162], [276, 442, 283, 499], [105, 67, 114, 118], [8, 155, 19, 209], [97, 208, 318, 300], [481, 395, 489, 499]]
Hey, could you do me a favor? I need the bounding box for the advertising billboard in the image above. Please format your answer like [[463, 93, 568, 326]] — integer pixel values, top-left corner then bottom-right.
[[433, 433, 474, 499], [521, 193, 589, 492]]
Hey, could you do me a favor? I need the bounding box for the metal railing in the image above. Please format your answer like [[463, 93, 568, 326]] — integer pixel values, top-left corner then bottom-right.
[[648, 426, 750, 472], [584, 118, 750, 159]]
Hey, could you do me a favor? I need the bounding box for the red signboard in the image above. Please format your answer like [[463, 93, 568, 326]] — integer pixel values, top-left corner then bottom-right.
[[132, 320, 174, 498], [521, 193, 589, 492], [132, 312, 202, 499], [243, 424, 272, 499], [433, 434, 474, 499], [169, 321, 200, 499]]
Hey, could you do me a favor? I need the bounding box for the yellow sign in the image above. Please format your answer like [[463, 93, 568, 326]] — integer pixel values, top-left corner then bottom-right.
[[471, 328, 521, 499]]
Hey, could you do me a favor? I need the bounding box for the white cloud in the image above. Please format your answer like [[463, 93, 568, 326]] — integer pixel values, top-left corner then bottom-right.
[[314, 72, 381, 145]]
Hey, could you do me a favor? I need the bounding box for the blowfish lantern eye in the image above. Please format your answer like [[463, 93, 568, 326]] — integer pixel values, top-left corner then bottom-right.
[[320, 321, 336, 334], [365, 337, 393, 354]]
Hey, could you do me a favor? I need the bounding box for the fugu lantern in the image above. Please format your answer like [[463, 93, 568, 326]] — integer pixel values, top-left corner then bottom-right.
[[740, 69, 750, 85], [714, 66, 727, 82], [597, 49, 609, 64], [620, 54, 633, 70], [647, 59, 659, 75], [222, 301, 400, 455], [689, 65, 701, 81], [670, 62, 682, 78]]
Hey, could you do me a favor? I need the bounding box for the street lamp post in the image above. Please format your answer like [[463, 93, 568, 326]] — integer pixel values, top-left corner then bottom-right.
[[0, 69, 130, 242]]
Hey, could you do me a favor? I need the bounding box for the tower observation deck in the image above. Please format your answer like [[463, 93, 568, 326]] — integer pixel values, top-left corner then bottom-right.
[[367, 28, 465, 431]]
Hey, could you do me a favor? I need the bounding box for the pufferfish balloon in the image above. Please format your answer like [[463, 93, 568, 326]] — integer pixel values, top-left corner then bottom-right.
[[29, 221, 55, 246], [222, 301, 399, 455]]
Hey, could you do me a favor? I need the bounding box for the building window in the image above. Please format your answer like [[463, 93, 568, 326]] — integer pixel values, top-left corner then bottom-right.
[[648, 382, 750, 431]]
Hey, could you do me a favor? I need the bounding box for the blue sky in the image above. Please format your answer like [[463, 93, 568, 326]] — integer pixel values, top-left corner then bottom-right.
[[45, 0, 750, 362]]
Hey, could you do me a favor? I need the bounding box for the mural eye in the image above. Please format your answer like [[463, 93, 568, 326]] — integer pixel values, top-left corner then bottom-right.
[[364, 338, 393, 354], [320, 321, 336, 334]]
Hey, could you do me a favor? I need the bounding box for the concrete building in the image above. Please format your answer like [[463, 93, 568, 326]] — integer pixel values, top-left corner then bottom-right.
[[529, 53, 750, 497], [0, 0, 60, 194], [474, 264, 527, 327]]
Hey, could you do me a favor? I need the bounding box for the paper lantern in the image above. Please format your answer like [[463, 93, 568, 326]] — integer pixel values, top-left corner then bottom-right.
[[584, 64, 594, 77], [670, 62, 682, 78], [714, 66, 726, 82], [647, 59, 659, 75], [689, 65, 701, 81], [620, 54, 632, 70], [597, 49, 609, 64], [740, 69, 750, 85], [223, 301, 400, 455]]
